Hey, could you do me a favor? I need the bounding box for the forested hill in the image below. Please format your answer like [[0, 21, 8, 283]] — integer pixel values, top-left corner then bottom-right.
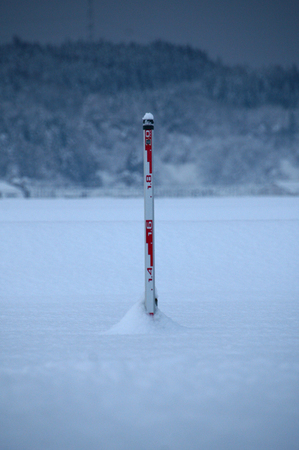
[[1, 38, 299, 191], [2, 38, 299, 107]]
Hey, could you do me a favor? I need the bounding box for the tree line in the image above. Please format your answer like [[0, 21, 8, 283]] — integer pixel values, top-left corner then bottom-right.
[[0, 38, 298, 186]]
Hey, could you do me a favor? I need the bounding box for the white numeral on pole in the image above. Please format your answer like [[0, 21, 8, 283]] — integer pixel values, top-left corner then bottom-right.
[[143, 113, 155, 314]]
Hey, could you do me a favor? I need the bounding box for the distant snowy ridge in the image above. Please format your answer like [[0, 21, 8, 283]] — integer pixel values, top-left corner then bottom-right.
[[1, 39, 298, 192]]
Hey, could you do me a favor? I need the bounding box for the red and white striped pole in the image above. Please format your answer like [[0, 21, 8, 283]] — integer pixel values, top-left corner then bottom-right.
[[143, 113, 156, 314]]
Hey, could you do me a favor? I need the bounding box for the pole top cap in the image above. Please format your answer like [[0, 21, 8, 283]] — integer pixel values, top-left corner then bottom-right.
[[143, 112, 154, 128]]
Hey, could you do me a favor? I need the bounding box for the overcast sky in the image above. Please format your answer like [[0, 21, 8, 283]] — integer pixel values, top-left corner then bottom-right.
[[0, 0, 298, 68]]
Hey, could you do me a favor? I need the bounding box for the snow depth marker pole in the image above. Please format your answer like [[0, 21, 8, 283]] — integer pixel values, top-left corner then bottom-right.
[[143, 113, 156, 315]]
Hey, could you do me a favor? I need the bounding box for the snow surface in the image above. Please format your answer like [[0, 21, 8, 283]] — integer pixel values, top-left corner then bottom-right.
[[0, 196, 299, 450], [143, 112, 154, 121]]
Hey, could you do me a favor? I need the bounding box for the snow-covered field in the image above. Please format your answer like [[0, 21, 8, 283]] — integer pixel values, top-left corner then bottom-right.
[[0, 196, 299, 450]]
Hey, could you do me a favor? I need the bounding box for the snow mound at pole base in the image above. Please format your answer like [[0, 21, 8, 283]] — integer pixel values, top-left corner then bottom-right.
[[104, 301, 186, 335]]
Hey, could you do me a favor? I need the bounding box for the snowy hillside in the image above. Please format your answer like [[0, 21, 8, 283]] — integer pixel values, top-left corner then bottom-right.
[[0, 39, 299, 194], [0, 196, 298, 449]]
